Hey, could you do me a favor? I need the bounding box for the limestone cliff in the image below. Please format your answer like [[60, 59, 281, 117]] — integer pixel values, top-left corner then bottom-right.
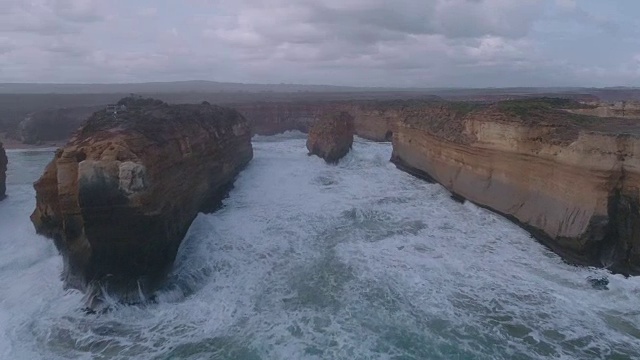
[[31, 97, 253, 302], [391, 99, 640, 275], [0, 142, 6, 200], [235, 100, 402, 141], [236, 102, 333, 136], [306, 112, 355, 163]]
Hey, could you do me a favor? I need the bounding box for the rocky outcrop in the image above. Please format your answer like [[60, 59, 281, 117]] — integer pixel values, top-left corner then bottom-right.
[[391, 99, 640, 275], [306, 112, 355, 163], [19, 106, 102, 145], [0, 142, 6, 200], [31, 98, 253, 302]]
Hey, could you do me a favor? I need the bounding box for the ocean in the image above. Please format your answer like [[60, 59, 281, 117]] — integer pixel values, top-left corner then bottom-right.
[[1, 132, 639, 359]]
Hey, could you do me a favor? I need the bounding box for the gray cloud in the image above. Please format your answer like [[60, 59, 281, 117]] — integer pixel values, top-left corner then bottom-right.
[[53, 0, 105, 23], [0, 0, 637, 87], [0, 0, 104, 35], [554, 0, 619, 33]]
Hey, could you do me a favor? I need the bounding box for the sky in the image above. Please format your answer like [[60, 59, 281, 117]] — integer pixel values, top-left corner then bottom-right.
[[0, 0, 638, 87]]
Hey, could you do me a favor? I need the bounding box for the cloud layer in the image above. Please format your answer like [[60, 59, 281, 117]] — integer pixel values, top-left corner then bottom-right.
[[0, 0, 637, 86]]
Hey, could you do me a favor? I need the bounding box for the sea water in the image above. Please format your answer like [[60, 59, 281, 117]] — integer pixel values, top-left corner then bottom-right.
[[1, 133, 640, 359]]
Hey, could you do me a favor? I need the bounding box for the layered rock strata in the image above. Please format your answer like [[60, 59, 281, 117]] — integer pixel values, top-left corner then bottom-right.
[[391, 100, 640, 275], [306, 112, 355, 163], [236, 102, 334, 136], [235, 100, 406, 141], [31, 98, 253, 301]]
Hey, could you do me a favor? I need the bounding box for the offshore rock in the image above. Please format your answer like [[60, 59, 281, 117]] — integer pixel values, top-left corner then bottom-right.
[[306, 112, 355, 163], [391, 99, 640, 275], [30, 98, 253, 302], [0, 142, 6, 200]]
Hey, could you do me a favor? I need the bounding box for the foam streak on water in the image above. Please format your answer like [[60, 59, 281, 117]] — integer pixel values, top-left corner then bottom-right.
[[1, 134, 640, 359]]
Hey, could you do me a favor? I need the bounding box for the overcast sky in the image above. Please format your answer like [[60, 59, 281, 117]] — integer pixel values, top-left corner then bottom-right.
[[0, 0, 638, 87]]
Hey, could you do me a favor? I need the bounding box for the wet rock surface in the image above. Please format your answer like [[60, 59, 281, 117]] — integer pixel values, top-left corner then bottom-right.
[[587, 276, 609, 290]]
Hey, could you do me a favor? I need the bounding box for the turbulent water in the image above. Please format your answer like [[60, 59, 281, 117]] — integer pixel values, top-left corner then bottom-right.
[[1, 133, 640, 360]]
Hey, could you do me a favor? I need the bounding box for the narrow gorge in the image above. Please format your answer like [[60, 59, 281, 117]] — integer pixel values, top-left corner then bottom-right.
[[25, 97, 640, 285], [390, 100, 640, 275], [239, 98, 640, 274]]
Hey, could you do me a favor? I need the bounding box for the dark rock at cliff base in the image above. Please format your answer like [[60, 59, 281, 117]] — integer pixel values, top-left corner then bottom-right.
[[30, 98, 253, 303], [0, 142, 6, 200], [587, 276, 609, 290], [306, 112, 355, 164]]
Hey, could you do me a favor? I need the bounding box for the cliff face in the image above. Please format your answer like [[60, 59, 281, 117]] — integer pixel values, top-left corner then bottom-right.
[[0, 142, 6, 200], [19, 106, 101, 145], [345, 103, 402, 141], [31, 98, 253, 302], [307, 112, 355, 163], [235, 101, 400, 141], [236, 103, 333, 136], [391, 100, 640, 275]]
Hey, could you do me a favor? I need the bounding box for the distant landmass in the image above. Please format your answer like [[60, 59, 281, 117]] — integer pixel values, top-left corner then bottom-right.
[[1, 81, 640, 142], [0, 81, 375, 94], [0, 80, 637, 96]]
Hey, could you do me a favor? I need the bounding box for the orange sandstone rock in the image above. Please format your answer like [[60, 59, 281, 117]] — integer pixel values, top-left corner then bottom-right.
[[31, 98, 253, 302], [391, 99, 640, 275], [306, 112, 355, 164]]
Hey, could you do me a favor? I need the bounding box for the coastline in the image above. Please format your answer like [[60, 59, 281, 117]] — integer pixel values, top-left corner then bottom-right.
[[1, 133, 63, 150]]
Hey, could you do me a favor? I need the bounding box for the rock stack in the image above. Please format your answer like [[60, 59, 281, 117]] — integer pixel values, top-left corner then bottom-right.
[[306, 112, 355, 164], [31, 98, 253, 303]]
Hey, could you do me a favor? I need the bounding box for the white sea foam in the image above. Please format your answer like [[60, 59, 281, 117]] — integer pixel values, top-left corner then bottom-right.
[[1, 135, 640, 359]]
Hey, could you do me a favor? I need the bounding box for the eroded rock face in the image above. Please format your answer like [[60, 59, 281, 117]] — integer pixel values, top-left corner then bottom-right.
[[236, 102, 334, 136], [0, 142, 6, 200], [306, 112, 354, 163], [391, 99, 640, 275], [235, 101, 400, 141], [31, 98, 253, 301]]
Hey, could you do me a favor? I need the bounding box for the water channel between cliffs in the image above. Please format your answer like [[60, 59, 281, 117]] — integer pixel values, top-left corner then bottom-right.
[[1, 132, 640, 359]]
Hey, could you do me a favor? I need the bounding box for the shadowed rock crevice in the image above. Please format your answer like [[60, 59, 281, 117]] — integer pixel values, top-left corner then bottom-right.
[[600, 167, 640, 275], [30, 98, 253, 303], [0, 142, 6, 200]]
